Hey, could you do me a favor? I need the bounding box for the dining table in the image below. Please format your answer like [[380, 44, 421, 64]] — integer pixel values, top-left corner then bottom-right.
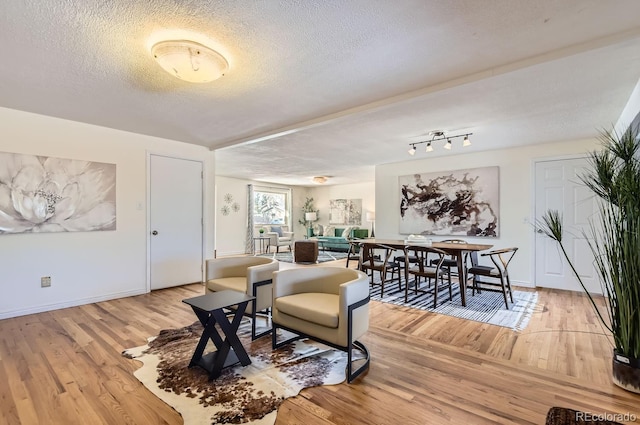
[[359, 238, 493, 307]]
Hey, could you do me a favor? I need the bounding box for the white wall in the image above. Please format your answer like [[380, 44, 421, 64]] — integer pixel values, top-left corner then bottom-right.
[[375, 139, 599, 287], [215, 176, 308, 256], [214, 178, 375, 255], [309, 182, 375, 235], [0, 107, 215, 318]]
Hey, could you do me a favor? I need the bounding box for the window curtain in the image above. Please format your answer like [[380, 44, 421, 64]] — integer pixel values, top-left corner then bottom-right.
[[246, 184, 255, 254]]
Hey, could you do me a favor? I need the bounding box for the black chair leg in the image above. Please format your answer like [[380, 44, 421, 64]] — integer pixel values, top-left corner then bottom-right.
[[506, 275, 514, 302], [432, 277, 439, 308]]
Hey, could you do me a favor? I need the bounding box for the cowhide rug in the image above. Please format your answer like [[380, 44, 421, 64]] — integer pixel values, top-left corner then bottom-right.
[[122, 319, 351, 425]]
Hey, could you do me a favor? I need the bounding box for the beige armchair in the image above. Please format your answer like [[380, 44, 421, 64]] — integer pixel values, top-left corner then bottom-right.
[[263, 225, 294, 252], [205, 256, 279, 339], [271, 267, 370, 383]]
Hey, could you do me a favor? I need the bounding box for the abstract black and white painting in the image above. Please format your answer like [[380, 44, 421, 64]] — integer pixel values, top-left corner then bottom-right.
[[0, 152, 116, 234], [399, 166, 499, 237], [329, 198, 362, 225]]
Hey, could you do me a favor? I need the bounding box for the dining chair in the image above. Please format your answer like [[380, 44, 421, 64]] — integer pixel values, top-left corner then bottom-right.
[[430, 239, 468, 283], [403, 245, 451, 307], [345, 239, 363, 270], [467, 247, 518, 309], [394, 252, 420, 285], [360, 243, 401, 297]]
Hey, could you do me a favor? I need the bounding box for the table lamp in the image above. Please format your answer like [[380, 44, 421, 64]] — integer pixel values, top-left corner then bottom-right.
[[366, 211, 375, 238], [305, 212, 317, 237]]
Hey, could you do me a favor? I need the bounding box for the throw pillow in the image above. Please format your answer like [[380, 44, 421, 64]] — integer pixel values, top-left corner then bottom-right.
[[324, 225, 335, 238], [314, 224, 324, 236], [271, 226, 283, 236], [342, 226, 358, 239]]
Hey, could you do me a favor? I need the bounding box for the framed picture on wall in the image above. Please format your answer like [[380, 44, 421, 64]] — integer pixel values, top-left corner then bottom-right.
[[329, 198, 362, 225], [399, 166, 499, 237], [0, 151, 116, 234]]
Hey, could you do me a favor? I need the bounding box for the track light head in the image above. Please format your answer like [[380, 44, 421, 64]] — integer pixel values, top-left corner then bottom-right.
[[408, 145, 416, 155], [463, 135, 471, 147], [426, 142, 433, 152], [444, 139, 452, 150]]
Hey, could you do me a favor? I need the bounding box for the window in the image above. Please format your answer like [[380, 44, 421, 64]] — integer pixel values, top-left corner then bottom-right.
[[253, 187, 291, 226]]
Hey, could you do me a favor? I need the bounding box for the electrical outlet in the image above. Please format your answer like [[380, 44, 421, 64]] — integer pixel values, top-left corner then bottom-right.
[[41, 276, 51, 287]]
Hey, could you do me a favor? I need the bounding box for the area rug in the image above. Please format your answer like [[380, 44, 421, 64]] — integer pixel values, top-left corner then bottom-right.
[[122, 320, 351, 425], [369, 279, 539, 331], [257, 251, 348, 263]]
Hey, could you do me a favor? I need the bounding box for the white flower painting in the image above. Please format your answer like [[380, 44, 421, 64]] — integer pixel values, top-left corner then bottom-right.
[[0, 152, 116, 234]]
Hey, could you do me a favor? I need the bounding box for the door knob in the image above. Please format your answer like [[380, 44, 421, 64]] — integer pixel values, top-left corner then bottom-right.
[[152, 230, 158, 235]]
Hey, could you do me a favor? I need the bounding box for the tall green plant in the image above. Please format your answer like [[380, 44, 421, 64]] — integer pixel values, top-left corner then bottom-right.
[[537, 125, 640, 359], [298, 197, 319, 228]]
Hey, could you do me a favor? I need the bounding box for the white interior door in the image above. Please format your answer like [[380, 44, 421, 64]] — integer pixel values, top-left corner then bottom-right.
[[534, 157, 600, 293], [150, 154, 203, 290]]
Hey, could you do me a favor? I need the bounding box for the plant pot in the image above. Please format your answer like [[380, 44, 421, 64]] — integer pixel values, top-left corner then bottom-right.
[[612, 349, 640, 394]]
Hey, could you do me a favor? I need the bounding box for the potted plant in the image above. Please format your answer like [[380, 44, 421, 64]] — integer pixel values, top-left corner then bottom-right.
[[536, 125, 640, 393], [258, 228, 265, 237], [298, 197, 319, 237]]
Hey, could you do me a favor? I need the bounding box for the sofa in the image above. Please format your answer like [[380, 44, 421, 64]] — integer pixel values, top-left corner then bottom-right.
[[315, 226, 368, 252]]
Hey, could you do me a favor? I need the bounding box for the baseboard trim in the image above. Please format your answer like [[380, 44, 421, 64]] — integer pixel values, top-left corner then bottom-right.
[[216, 250, 250, 257], [0, 288, 148, 320], [512, 279, 534, 288]]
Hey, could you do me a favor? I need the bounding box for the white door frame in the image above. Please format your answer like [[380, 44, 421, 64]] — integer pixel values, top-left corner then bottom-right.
[[146, 151, 206, 293], [530, 153, 590, 289]]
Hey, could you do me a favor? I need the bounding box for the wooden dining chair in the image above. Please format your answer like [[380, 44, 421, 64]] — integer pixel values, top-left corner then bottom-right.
[[403, 245, 451, 307], [360, 243, 401, 297], [430, 239, 467, 282], [345, 239, 363, 270], [467, 247, 518, 309]]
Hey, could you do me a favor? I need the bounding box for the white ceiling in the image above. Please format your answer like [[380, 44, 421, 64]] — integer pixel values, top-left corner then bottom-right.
[[1, 1, 640, 186]]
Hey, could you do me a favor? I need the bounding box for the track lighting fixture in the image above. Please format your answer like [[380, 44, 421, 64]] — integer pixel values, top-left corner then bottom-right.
[[407, 131, 473, 155]]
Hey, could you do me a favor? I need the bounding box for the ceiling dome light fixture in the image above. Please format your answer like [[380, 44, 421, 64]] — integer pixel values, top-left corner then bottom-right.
[[407, 131, 473, 155], [151, 40, 229, 83], [313, 176, 328, 184]]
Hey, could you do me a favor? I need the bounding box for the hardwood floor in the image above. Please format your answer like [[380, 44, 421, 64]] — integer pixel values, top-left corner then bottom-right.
[[1, 259, 638, 424]]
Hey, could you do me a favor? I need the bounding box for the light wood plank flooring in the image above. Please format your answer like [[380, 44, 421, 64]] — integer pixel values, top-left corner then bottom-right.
[[1, 259, 638, 424]]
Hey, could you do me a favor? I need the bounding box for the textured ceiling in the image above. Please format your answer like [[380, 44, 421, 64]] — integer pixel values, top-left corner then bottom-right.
[[1, 1, 640, 186]]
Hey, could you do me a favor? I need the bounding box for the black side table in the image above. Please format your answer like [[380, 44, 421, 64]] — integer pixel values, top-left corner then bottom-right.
[[182, 290, 255, 380]]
